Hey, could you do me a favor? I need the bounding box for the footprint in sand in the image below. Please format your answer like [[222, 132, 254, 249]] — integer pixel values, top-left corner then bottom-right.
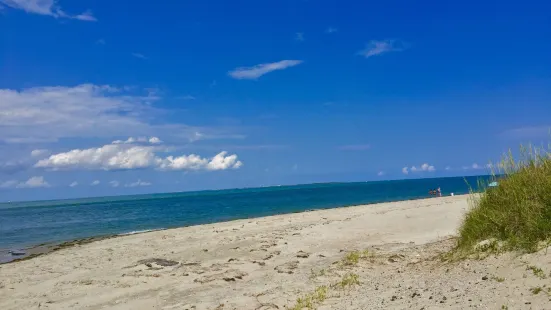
[[194, 269, 248, 284], [274, 261, 299, 274], [296, 251, 310, 258]]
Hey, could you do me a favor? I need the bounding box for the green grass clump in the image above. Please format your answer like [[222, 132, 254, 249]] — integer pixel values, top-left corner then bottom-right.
[[334, 273, 360, 289], [289, 286, 328, 310], [456, 143, 551, 253], [342, 251, 360, 266], [527, 265, 547, 279], [530, 286, 543, 295], [341, 249, 371, 266]]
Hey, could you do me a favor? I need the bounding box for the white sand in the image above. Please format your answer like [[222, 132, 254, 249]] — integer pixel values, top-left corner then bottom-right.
[[2, 195, 551, 309]]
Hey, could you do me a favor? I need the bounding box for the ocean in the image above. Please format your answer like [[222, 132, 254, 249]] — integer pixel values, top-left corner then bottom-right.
[[0, 176, 489, 253]]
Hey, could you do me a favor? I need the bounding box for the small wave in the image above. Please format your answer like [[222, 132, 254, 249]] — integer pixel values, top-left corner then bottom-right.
[[118, 228, 164, 236]]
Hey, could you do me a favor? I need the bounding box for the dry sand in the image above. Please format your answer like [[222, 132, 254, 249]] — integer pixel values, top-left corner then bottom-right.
[[2, 195, 551, 309]]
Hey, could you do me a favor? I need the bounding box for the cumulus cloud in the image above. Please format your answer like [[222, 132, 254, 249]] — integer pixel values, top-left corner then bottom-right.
[[109, 180, 120, 188], [358, 40, 406, 58], [125, 179, 151, 187], [228, 60, 303, 80], [69, 181, 78, 187], [157, 151, 242, 171], [35, 144, 157, 171], [421, 163, 436, 172], [91, 180, 100, 186], [0, 0, 97, 21], [0, 84, 224, 143], [1, 176, 50, 189], [377, 171, 385, 176], [34, 141, 243, 171], [402, 163, 435, 174]]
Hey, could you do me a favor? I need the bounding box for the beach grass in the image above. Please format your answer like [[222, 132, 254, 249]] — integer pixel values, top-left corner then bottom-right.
[[454, 143, 551, 254]]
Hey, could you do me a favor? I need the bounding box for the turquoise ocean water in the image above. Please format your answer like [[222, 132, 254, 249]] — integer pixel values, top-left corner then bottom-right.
[[0, 176, 490, 253]]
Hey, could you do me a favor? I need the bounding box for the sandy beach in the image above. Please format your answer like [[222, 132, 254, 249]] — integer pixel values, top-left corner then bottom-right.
[[2, 195, 551, 309]]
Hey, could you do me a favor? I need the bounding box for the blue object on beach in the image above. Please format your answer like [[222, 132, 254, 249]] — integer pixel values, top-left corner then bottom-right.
[[488, 182, 498, 187]]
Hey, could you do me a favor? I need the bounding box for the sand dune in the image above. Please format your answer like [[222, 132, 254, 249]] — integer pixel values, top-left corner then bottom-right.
[[2, 195, 551, 309]]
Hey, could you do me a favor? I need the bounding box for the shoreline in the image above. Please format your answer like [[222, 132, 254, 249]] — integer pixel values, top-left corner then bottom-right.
[[0, 194, 466, 264], [5, 194, 551, 309]]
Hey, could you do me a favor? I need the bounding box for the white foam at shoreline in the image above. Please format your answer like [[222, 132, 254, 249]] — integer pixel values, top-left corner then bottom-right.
[[118, 228, 165, 236]]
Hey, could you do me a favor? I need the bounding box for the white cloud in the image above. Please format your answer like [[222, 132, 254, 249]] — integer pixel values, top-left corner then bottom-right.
[[338, 144, 371, 151], [31, 149, 49, 157], [73, 10, 95, 21], [158, 151, 242, 171], [20, 176, 50, 188], [36, 144, 157, 171], [69, 181, 78, 187], [357, 40, 406, 58], [35, 141, 243, 171], [125, 179, 151, 187], [178, 95, 196, 100], [132, 53, 147, 59], [228, 60, 303, 80], [463, 163, 491, 170], [326, 27, 338, 34], [109, 180, 120, 188], [445, 166, 451, 171], [91, 180, 100, 186], [149, 137, 162, 144], [0, 0, 96, 21], [1, 176, 50, 189], [295, 32, 304, 41], [0, 84, 221, 143], [112, 136, 162, 145], [421, 163, 436, 172], [402, 163, 435, 174], [377, 171, 385, 176]]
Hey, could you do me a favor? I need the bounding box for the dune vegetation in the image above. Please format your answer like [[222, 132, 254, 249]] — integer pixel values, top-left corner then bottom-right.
[[455, 144, 551, 254]]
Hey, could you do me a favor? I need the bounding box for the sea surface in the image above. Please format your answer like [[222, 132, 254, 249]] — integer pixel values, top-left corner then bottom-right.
[[0, 176, 490, 253]]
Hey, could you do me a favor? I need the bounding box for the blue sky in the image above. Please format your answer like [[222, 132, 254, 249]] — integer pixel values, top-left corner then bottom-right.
[[1, 0, 550, 201]]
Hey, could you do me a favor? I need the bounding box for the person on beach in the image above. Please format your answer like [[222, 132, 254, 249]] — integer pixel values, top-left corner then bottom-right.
[[437, 187, 442, 197]]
